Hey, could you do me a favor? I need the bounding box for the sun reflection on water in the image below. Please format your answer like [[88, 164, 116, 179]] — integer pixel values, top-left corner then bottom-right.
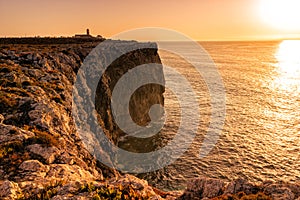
[[272, 40, 300, 92], [276, 40, 300, 73], [263, 40, 300, 163]]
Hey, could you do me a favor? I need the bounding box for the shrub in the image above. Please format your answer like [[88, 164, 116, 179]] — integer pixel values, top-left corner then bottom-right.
[[81, 183, 152, 200], [18, 180, 64, 200], [24, 125, 60, 147]]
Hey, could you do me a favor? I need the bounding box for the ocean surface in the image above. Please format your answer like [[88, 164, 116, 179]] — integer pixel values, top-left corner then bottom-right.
[[138, 40, 300, 190]]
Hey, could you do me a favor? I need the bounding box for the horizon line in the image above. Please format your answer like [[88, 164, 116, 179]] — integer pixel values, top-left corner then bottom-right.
[[0, 36, 299, 42]]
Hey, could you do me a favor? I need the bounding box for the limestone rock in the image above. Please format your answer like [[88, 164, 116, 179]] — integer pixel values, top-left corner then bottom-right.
[[0, 180, 23, 199], [27, 144, 59, 164], [263, 182, 300, 200], [179, 178, 300, 200], [107, 174, 163, 199], [56, 181, 83, 196], [0, 114, 4, 123], [0, 124, 34, 143], [19, 160, 45, 172], [0, 52, 6, 58], [180, 177, 225, 199], [224, 178, 259, 195], [0, 42, 120, 198], [46, 164, 95, 181]]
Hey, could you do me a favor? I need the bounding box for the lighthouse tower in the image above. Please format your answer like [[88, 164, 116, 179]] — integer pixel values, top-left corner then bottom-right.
[[86, 29, 90, 36]]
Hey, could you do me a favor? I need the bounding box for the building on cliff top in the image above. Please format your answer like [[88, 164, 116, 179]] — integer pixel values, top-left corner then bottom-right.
[[74, 29, 102, 38]]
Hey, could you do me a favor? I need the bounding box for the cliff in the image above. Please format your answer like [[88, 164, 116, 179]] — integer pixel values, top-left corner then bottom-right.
[[0, 41, 170, 199], [0, 39, 299, 200]]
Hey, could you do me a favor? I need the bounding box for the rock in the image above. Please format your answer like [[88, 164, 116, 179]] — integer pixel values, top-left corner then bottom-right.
[[111, 174, 145, 190], [57, 152, 74, 164], [32, 53, 41, 61], [51, 195, 88, 200], [0, 52, 6, 58], [0, 180, 23, 199], [263, 183, 297, 200], [109, 174, 163, 199], [56, 181, 83, 196], [0, 124, 34, 143], [0, 114, 4, 123], [224, 178, 259, 195], [179, 178, 300, 200], [46, 164, 95, 181], [28, 68, 43, 78], [180, 177, 226, 199], [19, 160, 45, 172], [0, 169, 5, 179], [27, 144, 59, 164], [7, 50, 16, 59], [40, 57, 53, 71], [27, 54, 33, 60], [70, 41, 165, 155]]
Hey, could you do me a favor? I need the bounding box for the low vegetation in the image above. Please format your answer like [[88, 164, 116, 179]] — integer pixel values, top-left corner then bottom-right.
[[17, 180, 65, 200], [80, 182, 155, 200]]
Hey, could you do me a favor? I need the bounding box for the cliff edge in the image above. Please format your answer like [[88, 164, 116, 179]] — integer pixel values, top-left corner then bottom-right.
[[0, 41, 172, 199]]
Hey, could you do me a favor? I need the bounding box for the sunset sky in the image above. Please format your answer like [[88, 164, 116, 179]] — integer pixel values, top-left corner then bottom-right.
[[1, 0, 300, 41]]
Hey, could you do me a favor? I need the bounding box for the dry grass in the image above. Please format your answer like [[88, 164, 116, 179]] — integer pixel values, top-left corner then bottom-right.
[[24, 125, 60, 147]]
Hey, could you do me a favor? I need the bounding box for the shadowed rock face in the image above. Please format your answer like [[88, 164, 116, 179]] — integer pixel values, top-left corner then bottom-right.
[[95, 46, 165, 151]]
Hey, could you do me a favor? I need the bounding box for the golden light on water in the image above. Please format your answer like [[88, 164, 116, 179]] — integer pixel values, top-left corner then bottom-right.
[[264, 40, 300, 152], [272, 40, 300, 92], [276, 40, 300, 74]]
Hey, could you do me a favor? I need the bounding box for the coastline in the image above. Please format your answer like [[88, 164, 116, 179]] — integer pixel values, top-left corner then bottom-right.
[[0, 38, 299, 199]]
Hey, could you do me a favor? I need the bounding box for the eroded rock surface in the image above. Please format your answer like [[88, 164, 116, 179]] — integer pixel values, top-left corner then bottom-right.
[[179, 177, 300, 200], [0, 41, 168, 199]]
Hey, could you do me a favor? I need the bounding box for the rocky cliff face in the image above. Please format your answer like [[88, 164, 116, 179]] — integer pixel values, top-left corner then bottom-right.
[[179, 177, 300, 200], [0, 41, 169, 199], [94, 42, 165, 147]]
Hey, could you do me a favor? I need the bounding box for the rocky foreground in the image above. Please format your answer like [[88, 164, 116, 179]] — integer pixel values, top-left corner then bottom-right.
[[0, 39, 300, 199]]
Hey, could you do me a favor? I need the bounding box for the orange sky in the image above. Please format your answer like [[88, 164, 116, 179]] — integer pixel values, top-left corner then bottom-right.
[[0, 0, 299, 40]]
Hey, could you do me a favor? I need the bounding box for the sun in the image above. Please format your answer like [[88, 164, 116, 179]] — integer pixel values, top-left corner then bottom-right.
[[259, 0, 300, 31]]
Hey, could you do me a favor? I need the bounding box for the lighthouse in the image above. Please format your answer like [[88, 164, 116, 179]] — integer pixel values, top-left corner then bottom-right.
[[74, 29, 93, 38]]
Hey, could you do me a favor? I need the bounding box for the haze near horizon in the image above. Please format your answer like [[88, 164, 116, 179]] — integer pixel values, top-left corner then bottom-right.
[[0, 0, 300, 41]]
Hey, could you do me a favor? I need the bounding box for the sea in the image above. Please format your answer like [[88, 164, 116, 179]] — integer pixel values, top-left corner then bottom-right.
[[137, 40, 300, 190]]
